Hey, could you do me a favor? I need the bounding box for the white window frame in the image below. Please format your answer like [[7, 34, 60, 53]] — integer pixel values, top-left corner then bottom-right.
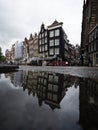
[[55, 29, 60, 36], [55, 48, 59, 55], [49, 31, 54, 37], [55, 39, 59, 46], [49, 48, 54, 55], [49, 40, 54, 46]]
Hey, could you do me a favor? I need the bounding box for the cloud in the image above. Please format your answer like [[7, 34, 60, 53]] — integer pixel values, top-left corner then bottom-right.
[[0, 0, 83, 54]]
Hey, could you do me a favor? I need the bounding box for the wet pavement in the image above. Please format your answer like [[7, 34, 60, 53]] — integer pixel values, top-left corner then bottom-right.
[[0, 66, 98, 130], [20, 66, 98, 78]]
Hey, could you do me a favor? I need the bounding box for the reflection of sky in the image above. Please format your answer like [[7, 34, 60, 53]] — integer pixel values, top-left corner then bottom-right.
[[0, 72, 82, 130], [13, 71, 22, 87]]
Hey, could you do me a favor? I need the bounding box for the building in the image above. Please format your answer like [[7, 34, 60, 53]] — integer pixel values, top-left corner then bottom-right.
[[5, 49, 11, 63], [81, 0, 98, 66], [28, 34, 34, 61], [32, 33, 39, 58], [25, 33, 39, 63], [10, 44, 15, 63], [23, 37, 29, 63], [38, 20, 71, 65], [14, 41, 23, 62]]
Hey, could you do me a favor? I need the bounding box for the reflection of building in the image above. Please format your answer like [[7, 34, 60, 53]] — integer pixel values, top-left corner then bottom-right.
[[27, 71, 38, 96], [6, 70, 79, 110], [45, 73, 65, 109], [79, 78, 98, 130]]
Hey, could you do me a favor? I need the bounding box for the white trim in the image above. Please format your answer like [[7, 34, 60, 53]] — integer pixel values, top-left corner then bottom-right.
[[47, 25, 62, 30]]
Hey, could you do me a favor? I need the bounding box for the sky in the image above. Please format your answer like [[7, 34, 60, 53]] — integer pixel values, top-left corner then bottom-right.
[[0, 0, 83, 55]]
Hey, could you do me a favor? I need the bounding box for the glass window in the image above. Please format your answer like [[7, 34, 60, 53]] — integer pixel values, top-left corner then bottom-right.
[[49, 31, 54, 37], [55, 39, 59, 46], [39, 40, 41, 45], [49, 40, 54, 46], [45, 45, 47, 51], [39, 47, 41, 52], [45, 38, 47, 43], [42, 46, 44, 51], [49, 48, 54, 55], [42, 39, 44, 44], [55, 29, 60, 36], [55, 48, 59, 55], [42, 33, 44, 38], [45, 31, 47, 36]]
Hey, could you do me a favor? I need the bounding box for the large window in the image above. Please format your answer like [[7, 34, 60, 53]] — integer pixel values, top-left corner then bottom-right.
[[55, 29, 60, 36], [49, 40, 54, 46], [49, 48, 54, 55], [55, 39, 59, 46], [55, 48, 59, 55], [49, 31, 54, 37]]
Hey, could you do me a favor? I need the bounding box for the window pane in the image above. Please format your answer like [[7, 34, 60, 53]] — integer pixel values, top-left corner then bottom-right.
[[49, 40, 54, 46], [45, 31, 47, 36], [45, 38, 47, 43], [55, 39, 59, 46], [55, 48, 59, 55], [49, 49, 54, 55], [49, 31, 54, 37], [55, 29, 60, 36], [45, 45, 48, 51]]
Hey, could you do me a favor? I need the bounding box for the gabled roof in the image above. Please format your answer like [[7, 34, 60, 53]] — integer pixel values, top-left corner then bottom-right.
[[47, 20, 63, 28]]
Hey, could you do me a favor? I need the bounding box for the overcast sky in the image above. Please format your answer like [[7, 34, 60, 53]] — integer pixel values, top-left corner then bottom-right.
[[0, 0, 83, 54]]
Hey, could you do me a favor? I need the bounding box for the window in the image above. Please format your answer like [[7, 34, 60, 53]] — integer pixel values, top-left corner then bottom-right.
[[55, 39, 59, 46], [45, 38, 47, 43], [42, 33, 44, 38], [55, 29, 60, 36], [55, 48, 59, 55], [45, 31, 47, 36], [49, 40, 54, 46], [49, 48, 54, 55], [96, 54, 98, 64], [42, 46, 44, 51], [39, 40, 41, 45], [94, 42, 96, 51], [42, 39, 44, 44], [39, 47, 42, 52], [49, 31, 54, 37], [45, 45, 47, 51]]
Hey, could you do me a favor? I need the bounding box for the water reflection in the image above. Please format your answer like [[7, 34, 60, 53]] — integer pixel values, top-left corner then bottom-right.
[[5, 70, 80, 110], [1, 70, 98, 130], [79, 78, 98, 130]]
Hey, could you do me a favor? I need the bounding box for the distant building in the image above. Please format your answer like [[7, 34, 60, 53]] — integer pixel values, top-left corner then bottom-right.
[[5, 49, 11, 63], [23, 37, 29, 63], [81, 0, 98, 66], [14, 41, 23, 60]]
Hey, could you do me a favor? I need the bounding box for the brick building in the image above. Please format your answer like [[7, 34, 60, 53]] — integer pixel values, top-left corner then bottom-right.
[[81, 0, 98, 66]]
